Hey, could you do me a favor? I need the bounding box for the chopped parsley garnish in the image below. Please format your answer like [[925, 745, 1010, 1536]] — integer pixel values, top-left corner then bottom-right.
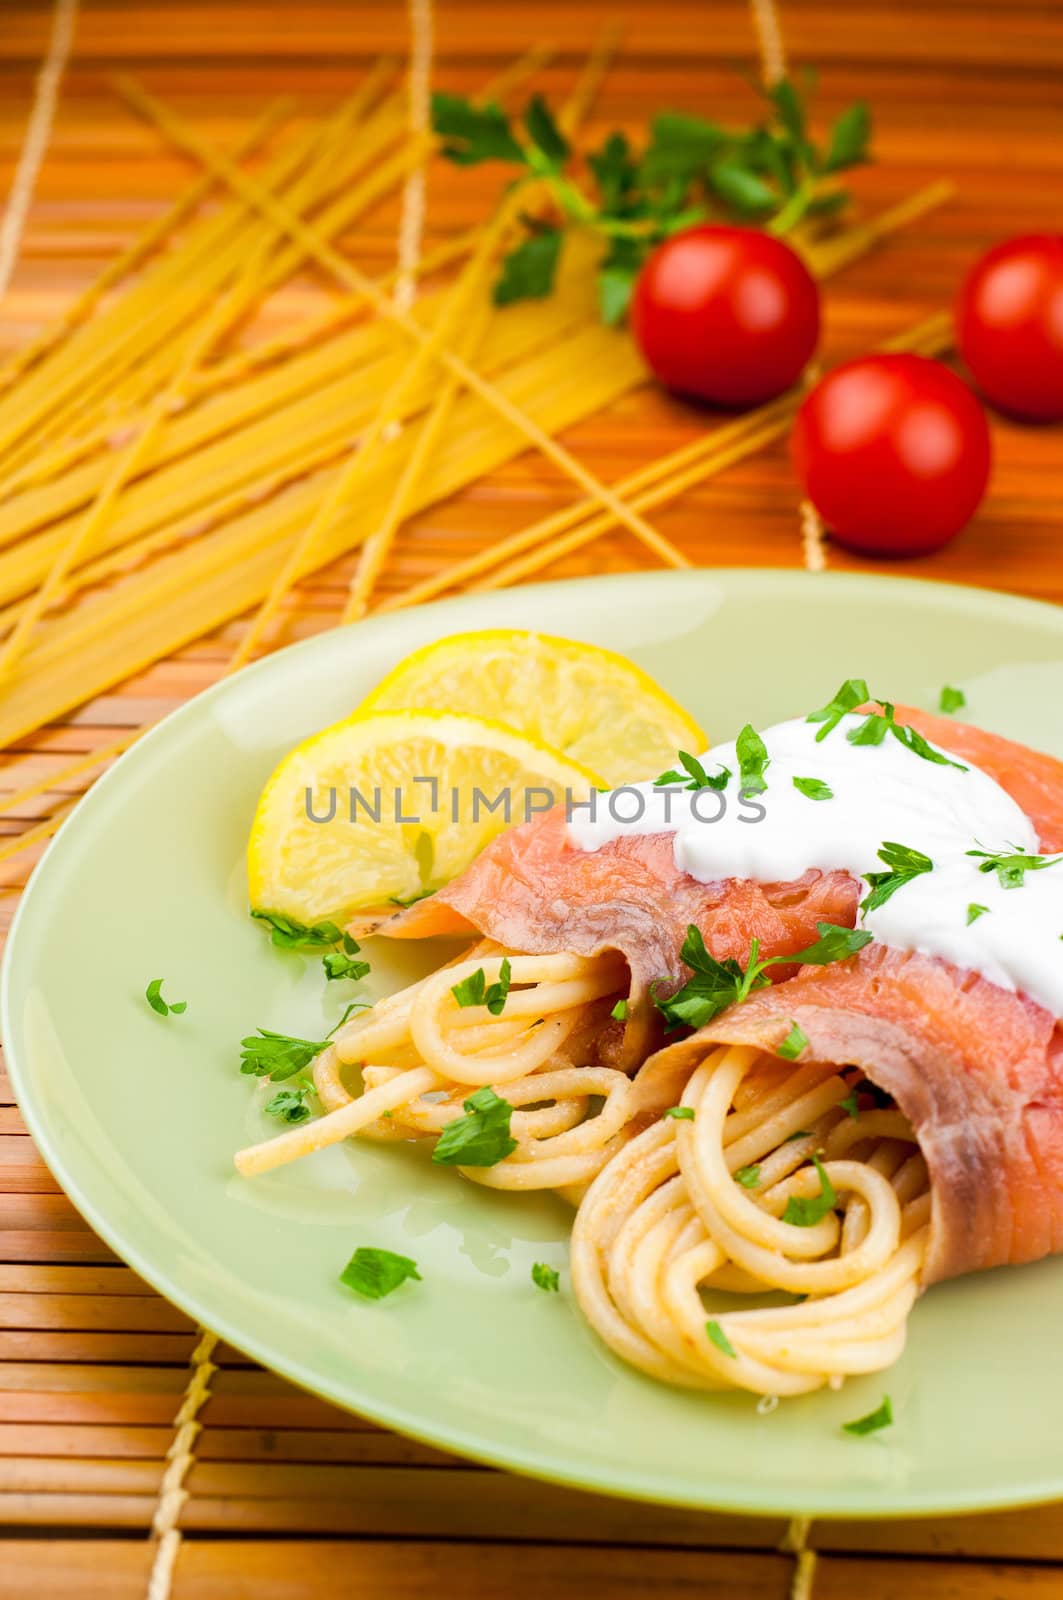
[[251, 910, 344, 950], [736, 724, 770, 795], [531, 1262, 560, 1292], [839, 1091, 861, 1118], [735, 1164, 761, 1188], [265, 1079, 314, 1124], [842, 1394, 893, 1436], [777, 1022, 809, 1060], [654, 750, 729, 791], [655, 922, 873, 1031], [611, 999, 629, 1021], [664, 1105, 695, 1120], [145, 978, 186, 1017], [793, 776, 833, 801], [860, 841, 934, 914], [967, 848, 1063, 890], [967, 902, 989, 925], [706, 1319, 737, 1358], [239, 1002, 366, 1081], [807, 677, 870, 741], [432, 1086, 518, 1167], [807, 680, 966, 771], [781, 1154, 836, 1227], [939, 685, 966, 715], [340, 1247, 421, 1300], [450, 957, 512, 1015], [322, 932, 371, 983]]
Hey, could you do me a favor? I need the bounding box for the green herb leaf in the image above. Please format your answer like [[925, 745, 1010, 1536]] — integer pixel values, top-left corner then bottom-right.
[[322, 932, 371, 983], [664, 1105, 695, 1120], [777, 1022, 809, 1060], [639, 111, 728, 185], [709, 161, 777, 214], [939, 685, 966, 715], [793, 776, 833, 801], [782, 1153, 837, 1226], [654, 750, 730, 791], [265, 1078, 314, 1124], [736, 724, 770, 795], [822, 101, 871, 173], [860, 841, 934, 914], [706, 1319, 737, 1358], [531, 1262, 560, 1292], [145, 978, 186, 1017], [433, 1086, 518, 1167], [807, 677, 870, 741], [239, 1028, 328, 1081], [967, 848, 1063, 890], [842, 1394, 894, 1436], [493, 226, 564, 306], [523, 93, 570, 167], [431, 93, 526, 165], [966, 902, 989, 925], [788, 922, 874, 966], [735, 1164, 761, 1188], [839, 1090, 861, 1118], [250, 909, 343, 950], [611, 998, 629, 1021], [450, 959, 512, 1016], [340, 1247, 422, 1300]]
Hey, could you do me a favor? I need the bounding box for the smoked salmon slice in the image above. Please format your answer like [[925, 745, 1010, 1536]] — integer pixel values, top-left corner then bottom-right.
[[636, 943, 1063, 1285]]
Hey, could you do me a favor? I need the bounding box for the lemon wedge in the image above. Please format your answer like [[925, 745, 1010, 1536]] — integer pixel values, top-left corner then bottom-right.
[[248, 709, 602, 925], [358, 629, 705, 786]]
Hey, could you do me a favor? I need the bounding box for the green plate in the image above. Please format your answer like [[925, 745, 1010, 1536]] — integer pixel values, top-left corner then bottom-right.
[[5, 570, 1063, 1518]]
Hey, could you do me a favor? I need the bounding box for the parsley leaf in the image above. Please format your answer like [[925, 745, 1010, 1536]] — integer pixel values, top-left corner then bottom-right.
[[777, 1022, 809, 1060], [265, 1078, 314, 1124], [967, 848, 1063, 890], [842, 1394, 893, 1436], [664, 1106, 695, 1120], [145, 978, 186, 1017], [431, 93, 526, 165], [706, 1319, 737, 1358], [822, 101, 871, 173], [860, 841, 934, 914], [251, 910, 344, 950], [531, 1262, 560, 1292], [967, 902, 989, 925], [654, 750, 729, 790], [782, 1154, 836, 1226], [939, 685, 966, 715], [839, 1090, 861, 1118], [239, 1028, 328, 1081], [523, 94, 570, 168], [736, 724, 770, 795], [451, 959, 512, 1015], [793, 776, 833, 801], [340, 1247, 421, 1300], [735, 1163, 761, 1188], [432, 1086, 518, 1167], [493, 226, 564, 306], [322, 932, 371, 983], [787, 922, 874, 966], [610, 999, 629, 1021], [807, 677, 870, 741]]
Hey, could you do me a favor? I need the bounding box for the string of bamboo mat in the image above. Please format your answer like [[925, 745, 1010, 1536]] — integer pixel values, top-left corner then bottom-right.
[[0, 46, 957, 867]]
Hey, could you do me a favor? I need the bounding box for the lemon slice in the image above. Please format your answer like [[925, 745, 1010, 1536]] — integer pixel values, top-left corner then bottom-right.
[[358, 629, 705, 786], [248, 709, 602, 924]]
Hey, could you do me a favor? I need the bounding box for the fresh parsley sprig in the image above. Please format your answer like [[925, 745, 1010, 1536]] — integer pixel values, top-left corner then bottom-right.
[[531, 1262, 560, 1292], [145, 978, 186, 1017], [340, 1247, 421, 1300], [265, 1078, 315, 1124], [736, 724, 771, 795], [239, 1002, 368, 1081], [807, 679, 967, 773], [842, 1394, 893, 1436], [655, 921, 872, 1031], [451, 958, 512, 1016], [966, 847, 1063, 890], [322, 932, 371, 983], [432, 75, 872, 321], [860, 842, 934, 914], [782, 1153, 837, 1226], [251, 910, 344, 950], [654, 750, 730, 790]]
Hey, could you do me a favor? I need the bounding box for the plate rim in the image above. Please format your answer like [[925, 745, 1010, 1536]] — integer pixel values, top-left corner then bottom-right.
[[6, 566, 1063, 1520]]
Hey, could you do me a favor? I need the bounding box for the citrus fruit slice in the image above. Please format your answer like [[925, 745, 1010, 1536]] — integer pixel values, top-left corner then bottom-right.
[[248, 709, 601, 924], [358, 629, 705, 785]]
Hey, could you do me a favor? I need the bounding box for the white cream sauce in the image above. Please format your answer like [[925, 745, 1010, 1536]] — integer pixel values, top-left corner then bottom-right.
[[567, 713, 1063, 1018]]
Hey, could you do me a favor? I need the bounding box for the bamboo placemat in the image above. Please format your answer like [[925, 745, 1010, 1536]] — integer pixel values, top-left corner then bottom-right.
[[2, 3, 1063, 1596]]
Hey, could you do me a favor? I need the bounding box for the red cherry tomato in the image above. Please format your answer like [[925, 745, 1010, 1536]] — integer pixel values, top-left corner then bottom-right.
[[955, 234, 1063, 422], [631, 225, 820, 407], [791, 354, 992, 557]]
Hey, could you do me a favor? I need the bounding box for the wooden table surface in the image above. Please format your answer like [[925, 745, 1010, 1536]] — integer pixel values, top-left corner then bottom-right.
[[1, 2, 1062, 1596]]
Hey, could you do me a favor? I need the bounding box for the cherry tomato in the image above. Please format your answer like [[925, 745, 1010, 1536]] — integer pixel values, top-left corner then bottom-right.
[[631, 225, 820, 407], [791, 354, 992, 556], [955, 234, 1063, 422]]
